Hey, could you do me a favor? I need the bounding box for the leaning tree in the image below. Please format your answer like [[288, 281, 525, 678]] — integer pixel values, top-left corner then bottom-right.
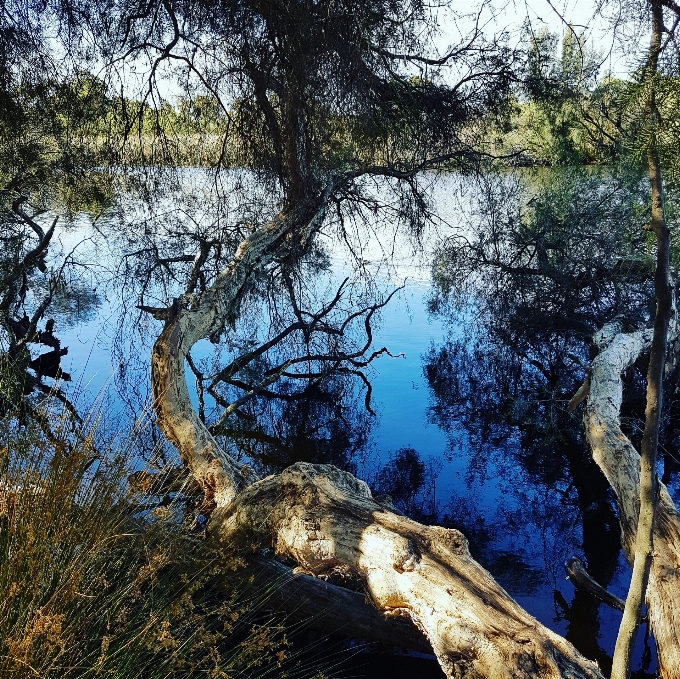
[[94, 0, 614, 676]]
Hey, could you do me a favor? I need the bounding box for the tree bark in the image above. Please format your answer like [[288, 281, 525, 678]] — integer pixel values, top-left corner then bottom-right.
[[610, 2, 672, 676], [149, 196, 607, 678], [586, 325, 680, 679], [210, 463, 604, 679]]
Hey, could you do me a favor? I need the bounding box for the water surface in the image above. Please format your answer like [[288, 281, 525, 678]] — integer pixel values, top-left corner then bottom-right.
[[36, 171, 660, 676]]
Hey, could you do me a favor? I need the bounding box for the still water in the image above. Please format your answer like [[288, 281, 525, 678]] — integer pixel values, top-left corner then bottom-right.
[[39, 170, 659, 676]]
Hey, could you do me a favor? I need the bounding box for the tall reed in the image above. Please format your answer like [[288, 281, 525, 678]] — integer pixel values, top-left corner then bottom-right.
[[0, 417, 327, 678]]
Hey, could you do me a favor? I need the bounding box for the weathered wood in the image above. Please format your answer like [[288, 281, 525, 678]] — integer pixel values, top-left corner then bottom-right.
[[586, 325, 680, 679], [209, 463, 603, 679], [565, 556, 625, 612]]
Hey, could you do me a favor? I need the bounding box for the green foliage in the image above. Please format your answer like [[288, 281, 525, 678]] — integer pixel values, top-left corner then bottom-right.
[[431, 167, 655, 334], [519, 28, 603, 164], [491, 27, 631, 166], [612, 71, 680, 185], [0, 77, 117, 212], [490, 23, 680, 175]]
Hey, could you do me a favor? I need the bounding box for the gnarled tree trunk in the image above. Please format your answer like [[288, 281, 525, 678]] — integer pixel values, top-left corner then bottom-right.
[[586, 324, 680, 679], [210, 462, 603, 679], [149, 192, 605, 679]]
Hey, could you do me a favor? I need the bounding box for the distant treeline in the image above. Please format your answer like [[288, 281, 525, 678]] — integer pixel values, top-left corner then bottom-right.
[[491, 28, 680, 173], [5, 29, 680, 175]]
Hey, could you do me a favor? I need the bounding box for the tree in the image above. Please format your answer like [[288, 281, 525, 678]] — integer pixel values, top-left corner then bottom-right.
[[4, 0, 676, 675], [600, 0, 674, 676]]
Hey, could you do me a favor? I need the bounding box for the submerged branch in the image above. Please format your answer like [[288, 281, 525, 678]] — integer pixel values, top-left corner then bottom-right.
[[565, 556, 625, 612], [586, 324, 680, 679]]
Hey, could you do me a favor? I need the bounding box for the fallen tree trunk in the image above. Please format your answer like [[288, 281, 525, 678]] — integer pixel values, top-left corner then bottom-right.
[[586, 323, 680, 679], [209, 462, 603, 679], [150, 193, 605, 678]]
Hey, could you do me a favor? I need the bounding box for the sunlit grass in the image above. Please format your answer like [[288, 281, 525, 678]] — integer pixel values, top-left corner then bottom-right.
[[0, 412, 334, 679]]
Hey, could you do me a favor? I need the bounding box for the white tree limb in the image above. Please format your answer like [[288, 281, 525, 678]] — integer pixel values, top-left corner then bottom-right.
[[586, 324, 680, 678]]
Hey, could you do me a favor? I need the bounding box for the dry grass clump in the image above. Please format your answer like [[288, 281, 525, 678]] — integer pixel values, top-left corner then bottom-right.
[[0, 419, 319, 679]]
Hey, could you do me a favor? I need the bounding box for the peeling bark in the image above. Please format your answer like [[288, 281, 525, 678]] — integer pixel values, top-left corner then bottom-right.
[[211, 463, 603, 679], [586, 325, 680, 679], [151, 185, 606, 678]]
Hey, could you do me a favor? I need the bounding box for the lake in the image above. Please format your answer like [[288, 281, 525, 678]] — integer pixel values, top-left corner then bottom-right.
[[30, 169, 660, 677]]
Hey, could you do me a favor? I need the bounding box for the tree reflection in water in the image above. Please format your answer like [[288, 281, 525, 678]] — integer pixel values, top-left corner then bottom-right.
[[3, 167, 671, 675], [422, 169, 672, 674]]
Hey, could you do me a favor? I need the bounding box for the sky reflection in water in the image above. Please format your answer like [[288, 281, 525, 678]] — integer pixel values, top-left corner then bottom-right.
[[46, 174, 658, 676]]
